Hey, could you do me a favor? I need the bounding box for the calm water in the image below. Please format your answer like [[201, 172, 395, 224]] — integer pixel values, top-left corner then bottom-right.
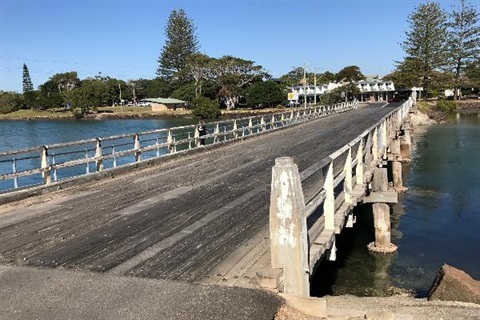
[[312, 112, 480, 297], [0, 118, 197, 151], [0, 118, 197, 191]]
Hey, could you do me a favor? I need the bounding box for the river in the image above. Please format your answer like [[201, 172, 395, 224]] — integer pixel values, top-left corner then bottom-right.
[[1, 113, 479, 297], [311, 111, 480, 297]]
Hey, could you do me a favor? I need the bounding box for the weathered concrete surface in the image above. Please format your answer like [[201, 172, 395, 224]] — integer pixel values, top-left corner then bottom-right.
[[0, 265, 283, 320], [0, 104, 403, 293], [428, 264, 480, 304]]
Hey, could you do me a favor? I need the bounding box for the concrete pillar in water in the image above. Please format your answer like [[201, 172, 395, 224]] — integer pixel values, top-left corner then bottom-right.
[[389, 137, 406, 192], [400, 125, 411, 161], [367, 167, 398, 254]]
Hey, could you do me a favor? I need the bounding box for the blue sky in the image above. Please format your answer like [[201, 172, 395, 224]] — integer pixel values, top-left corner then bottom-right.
[[0, 0, 463, 92]]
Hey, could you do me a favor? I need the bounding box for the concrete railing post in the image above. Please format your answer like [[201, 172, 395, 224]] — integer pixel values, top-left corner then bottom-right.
[[95, 138, 103, 172], [372, 127, 379, 162], [271, 115, 276, 129], [194, 125, 200, 147], [323, 161, 335, 230], [356, 139, 364, 185], [233, 120, 238, 139], [41, 146, 51, 185], [248, 118, 253, 135], [344, 148, 353, 204], [260, 116, 266, 132], [134, 133, 141, 161], [269, 157, 309, 297], [214, 123, 220, 143]]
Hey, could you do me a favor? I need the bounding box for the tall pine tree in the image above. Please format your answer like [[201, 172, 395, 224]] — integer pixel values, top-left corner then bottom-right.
[[401, 2, 449, 95], [157, 9, 199, 80], [447, 0, 480, 99], [22, 63, 34, 93]]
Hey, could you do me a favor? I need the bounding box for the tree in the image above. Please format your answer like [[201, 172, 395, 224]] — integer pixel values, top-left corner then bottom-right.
[[335, 65, 365, 82], [447, 0, 480, 99], [50, 72, 80, 93], [279, 67, 305, 87], [22, 63, 34, 93], [0, 91, 22, 114], [212, 55, 267, 109], [464, 60, 480, 92], [246, 80, 284, 108], [22, 63, 37, 108], [184, 53, 213, 98], [401, 2, 449, 95], [157, 9, 199, 80], [191, 96, 221, 119]]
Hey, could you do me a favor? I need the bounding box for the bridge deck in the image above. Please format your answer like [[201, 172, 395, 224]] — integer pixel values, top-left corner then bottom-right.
[[0, 103, 399, 289]]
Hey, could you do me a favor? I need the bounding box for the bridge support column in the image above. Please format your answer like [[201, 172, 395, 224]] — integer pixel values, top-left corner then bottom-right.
[[388, 137, 406, 192], [367, 167, 397, 254], [269, 157, 309, 297], [400, 124, 412, 161]]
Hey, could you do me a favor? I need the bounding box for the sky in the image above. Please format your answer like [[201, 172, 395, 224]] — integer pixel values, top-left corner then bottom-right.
[[0, 0, 467, 92]]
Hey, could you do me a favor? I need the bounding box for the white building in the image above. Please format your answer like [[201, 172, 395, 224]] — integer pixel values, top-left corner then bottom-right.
[[290, 78, 397, 103]]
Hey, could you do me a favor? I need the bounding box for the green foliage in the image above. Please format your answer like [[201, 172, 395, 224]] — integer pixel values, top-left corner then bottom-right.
[[157, 9, 199, 80], [0, 91, 22, 114], [171, 82, 196, 102], [319, 83, 359, 106], [335, 65, 365, 82], [246, 80, 284, 108], [22, 63, 34, 93], [436, 100, 457, 113], [401, 2, 449, 93], [464, 60, 480, 90], [447, 0, 480, 97], [191, 96, 221, 119]]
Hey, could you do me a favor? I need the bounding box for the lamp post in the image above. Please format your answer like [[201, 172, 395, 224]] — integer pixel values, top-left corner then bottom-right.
[[313, 68, 317, 105]]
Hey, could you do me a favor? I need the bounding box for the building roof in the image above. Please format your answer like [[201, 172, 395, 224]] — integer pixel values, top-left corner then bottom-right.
[[143, 98, 186, 104]]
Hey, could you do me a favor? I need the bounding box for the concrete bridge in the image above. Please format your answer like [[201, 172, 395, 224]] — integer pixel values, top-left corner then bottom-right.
[[0, 100, 414, 318]]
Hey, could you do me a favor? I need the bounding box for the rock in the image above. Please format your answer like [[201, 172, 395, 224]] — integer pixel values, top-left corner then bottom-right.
[[428, 264, 480, 304]]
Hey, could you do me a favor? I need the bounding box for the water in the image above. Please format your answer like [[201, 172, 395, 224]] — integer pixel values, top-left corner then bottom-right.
[[0, 118, 197, 151], [312, 111, 480, 297], [0, 118, 197, 191]]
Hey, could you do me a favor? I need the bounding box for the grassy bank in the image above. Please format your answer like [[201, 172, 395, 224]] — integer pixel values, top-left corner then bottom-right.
[[0, 106, 286, 121]]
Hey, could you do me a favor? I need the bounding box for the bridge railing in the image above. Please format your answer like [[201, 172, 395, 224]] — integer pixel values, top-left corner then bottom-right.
[[0, 102, 358, 194], [268, 99, 412, 296]]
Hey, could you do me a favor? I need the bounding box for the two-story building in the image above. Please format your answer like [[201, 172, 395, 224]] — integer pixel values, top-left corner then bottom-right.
[[290, 78, 396, 104]]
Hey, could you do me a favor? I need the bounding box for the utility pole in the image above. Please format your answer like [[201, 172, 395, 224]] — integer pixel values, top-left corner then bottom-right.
[[313, 67, 317, 105], [303, 63, 307, 109]]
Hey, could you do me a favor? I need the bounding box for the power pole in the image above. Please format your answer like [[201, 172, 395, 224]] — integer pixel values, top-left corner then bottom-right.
[[313, 67, 317, 105], [303, 64, 307, 109]]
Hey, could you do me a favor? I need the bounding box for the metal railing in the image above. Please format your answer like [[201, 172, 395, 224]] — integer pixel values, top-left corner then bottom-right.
[[0, 102, 358, 194]]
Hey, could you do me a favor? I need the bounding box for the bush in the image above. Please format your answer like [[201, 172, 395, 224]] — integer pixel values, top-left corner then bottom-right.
[[0, 91, 21, 114], [436, 100, 456, 113], [191, 96, 221, 119]]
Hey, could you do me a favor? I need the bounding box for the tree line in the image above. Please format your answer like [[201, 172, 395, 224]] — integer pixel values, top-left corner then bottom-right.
[[388, 0, 479, 99], [1, 1, 478, 117]]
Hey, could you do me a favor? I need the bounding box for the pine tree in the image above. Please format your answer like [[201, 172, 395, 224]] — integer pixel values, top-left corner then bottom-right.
[[447, 0, 480, 99], [157, 9, 199, 80], [22, 63, 34, 92], [401, 2, 449, 95]]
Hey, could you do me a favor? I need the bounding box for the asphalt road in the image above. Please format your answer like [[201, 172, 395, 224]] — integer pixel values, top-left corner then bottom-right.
[[0, 102, 401, 284]]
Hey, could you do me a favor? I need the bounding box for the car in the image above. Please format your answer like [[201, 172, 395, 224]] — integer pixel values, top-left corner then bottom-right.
[[138, 102, 150, 107], [387, 97, 399, 103]]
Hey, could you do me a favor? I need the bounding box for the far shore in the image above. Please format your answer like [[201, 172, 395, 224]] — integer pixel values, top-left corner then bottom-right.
[[0, 106, 284, 121]]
